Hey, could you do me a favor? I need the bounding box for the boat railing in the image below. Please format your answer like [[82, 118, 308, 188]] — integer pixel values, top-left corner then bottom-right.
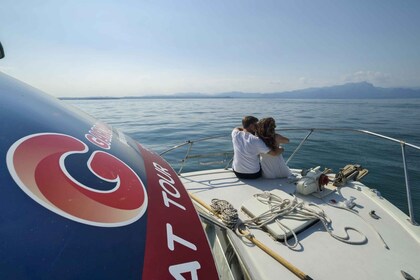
[[159, 128, 419, 225], [160, 134, 232, 174]]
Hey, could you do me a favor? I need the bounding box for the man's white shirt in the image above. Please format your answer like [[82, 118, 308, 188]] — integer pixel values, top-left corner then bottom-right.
[[231, 129, 270, 174]]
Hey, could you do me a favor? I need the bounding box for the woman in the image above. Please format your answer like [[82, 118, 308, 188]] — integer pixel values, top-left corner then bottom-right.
[[256, 117, 292, 179]]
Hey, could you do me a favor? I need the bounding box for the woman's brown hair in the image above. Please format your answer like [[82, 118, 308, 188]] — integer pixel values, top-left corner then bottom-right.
[[256, 117, 277, 150]]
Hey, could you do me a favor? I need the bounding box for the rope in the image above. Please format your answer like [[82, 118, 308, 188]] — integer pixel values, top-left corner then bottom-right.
[[240, 192, 367, 249], [324, 199, 389, 249], [188, 192, 313, 280], [210, 199, 238, 229]]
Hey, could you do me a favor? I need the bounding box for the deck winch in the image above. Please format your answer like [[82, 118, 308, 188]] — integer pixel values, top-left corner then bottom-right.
[[296, 166, 330, 195]]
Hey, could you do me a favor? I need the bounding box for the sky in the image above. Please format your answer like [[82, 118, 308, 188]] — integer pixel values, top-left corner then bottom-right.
[[0, 0, 419, 97]]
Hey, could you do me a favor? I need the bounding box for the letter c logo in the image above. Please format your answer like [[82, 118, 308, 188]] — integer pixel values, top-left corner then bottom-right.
[[6, 133, 148, 227]]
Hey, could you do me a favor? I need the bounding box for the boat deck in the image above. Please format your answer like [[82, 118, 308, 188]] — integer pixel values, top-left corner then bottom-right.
[[181, 168, 420, 280]]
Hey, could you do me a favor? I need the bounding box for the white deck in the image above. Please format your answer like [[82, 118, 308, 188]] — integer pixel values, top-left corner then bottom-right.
[[181, 168, 420, 280]]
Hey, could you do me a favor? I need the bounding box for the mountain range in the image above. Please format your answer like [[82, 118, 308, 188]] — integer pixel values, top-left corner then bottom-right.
[[61, 82, 420, 100], [172, 82, 420, 99]]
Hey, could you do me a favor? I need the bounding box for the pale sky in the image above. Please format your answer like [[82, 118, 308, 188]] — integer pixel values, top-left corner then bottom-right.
[[0, 0, 419, 97]]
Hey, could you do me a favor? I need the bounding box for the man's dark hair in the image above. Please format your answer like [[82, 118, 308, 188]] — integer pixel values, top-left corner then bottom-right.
[[242, 116, 258, 129]]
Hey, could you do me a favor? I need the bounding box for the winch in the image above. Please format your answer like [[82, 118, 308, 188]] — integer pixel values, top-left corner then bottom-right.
[[296, 166, 330, 195]]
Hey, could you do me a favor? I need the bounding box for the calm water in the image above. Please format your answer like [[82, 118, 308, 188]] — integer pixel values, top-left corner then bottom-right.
[[64, 98, 420, 220]]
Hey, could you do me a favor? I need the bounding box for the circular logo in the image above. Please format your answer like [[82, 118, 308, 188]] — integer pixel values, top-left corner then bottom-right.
[[6, 133, 148, 227]]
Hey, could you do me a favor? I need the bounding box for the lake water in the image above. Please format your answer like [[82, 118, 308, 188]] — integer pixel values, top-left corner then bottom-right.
[[64, 98, 420, 220]]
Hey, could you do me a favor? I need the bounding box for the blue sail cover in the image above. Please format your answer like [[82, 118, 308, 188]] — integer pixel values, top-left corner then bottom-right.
[[0, 72, 218, 279]]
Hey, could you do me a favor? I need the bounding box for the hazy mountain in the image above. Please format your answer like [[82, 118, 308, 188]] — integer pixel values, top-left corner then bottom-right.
[[208, 82, 420, 99], [171, 92, 208, 98], [264, 82, 420, 99], [60, 82, 420, 99], [215, 91, 263, 98]]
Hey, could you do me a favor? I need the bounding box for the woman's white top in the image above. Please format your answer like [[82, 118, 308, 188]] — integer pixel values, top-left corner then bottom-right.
[[260, 153, 292, 179]]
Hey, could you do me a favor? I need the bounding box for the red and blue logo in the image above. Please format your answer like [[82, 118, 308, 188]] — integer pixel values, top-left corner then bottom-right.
[[6, 133, 148, 227]]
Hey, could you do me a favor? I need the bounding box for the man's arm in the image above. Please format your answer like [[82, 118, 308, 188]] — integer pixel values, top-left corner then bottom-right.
[[233, 127, 244, 132]]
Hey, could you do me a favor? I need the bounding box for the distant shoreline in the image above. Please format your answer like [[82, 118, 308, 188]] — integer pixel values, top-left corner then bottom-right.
[[59, 82, 420, 100], [60, 96, 233, 100], [60, 96, 420, 100]]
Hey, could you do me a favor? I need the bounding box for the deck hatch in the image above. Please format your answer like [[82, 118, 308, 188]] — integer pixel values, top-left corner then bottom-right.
[[241, 189, 319, 241]]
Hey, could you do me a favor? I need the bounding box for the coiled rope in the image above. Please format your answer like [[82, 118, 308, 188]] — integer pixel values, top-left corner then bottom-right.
[[239, 192, 367, 249], [188, 192, 313, 280], [210, 199, 238, 229]]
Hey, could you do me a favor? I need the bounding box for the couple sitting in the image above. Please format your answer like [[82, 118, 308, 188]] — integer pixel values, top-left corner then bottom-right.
[[231, 116, 292, 179]]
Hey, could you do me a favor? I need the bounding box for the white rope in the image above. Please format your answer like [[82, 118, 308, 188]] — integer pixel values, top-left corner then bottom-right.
[[240, 192, 367, 249], [324, 199, 389, 249]]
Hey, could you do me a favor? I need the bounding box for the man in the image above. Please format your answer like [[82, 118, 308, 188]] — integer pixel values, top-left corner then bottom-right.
[[231, 116, 283, 179]]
